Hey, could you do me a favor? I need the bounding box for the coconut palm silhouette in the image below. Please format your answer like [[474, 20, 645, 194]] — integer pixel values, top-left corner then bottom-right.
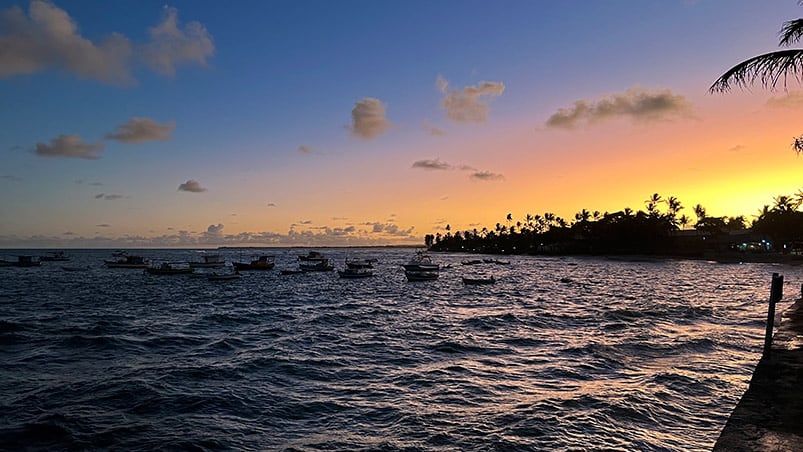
[[710, 4, 803, 152]]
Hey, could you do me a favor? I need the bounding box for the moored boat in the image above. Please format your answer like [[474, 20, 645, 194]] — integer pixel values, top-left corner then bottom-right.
[[40, 251, 70, 262], [145, 262, 194, 275], [405, 270, 439, 281], [0, 255, 42, 267], [300, 258, 334, 272], [232, 255, 275, 271], [402, 251, 440, 272], [462, 276, 496, 285], [338, 259, 373, 278], [105, 253, 149, 269], [189, 254, 226, 268]]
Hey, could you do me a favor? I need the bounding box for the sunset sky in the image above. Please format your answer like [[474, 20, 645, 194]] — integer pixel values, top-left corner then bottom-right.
[[2, 0, 803, 247]]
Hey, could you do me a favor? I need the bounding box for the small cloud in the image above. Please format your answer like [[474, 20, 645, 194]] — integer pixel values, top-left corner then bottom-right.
[[297, 145, 314, 154], [350, 98, 391, 139], [267, 202, 277, 207], [206, 223, 224, 234], [440, 196, 449, 201], [94, 193, 124, 200], [766, 91, 803, 109], [470, 171, 504, 182], [728, 144, 747, 153], [63, 231, 76, 235], [96, 223, 111, 228], [178, 179, 207, 193], [34, 134, 103, 159], [546, 86, 692, 129], [299, 220, 313, 225], [437, 76, 505, 124], [423, 122, 446, 136], [139, 6, 215, 77], [331, 216, 348, 221], [412, 159, 452, 171], [1, 175, 21, 182], [106, 117, 175, 143]]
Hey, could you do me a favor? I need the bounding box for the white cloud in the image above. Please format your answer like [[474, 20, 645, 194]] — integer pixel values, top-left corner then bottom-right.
[[0, 2, 213, 84], [106, 117, 175, 143], [140, 6, 215, 77], [350, 97, 391, 139], [35, 134, 103, 159], [438, 76, 505, 124], [412, 159, 452, 171], [178, 179, 206, 193], [470, 171, 504, 182], [546, 86, 692, 129], [0, 1, 133, 84]]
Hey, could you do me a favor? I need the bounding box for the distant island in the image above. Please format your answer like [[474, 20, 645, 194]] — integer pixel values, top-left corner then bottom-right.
[[425, 192, 803, 262]]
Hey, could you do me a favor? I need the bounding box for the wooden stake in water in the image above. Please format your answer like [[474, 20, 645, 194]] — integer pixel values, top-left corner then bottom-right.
[[763, 273, 784, 357]]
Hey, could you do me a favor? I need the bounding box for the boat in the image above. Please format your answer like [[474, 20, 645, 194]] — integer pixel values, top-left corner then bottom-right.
[[207, 271, 241, 281], [483, 258, 511, 265], [300, 258, 334, 272], [338, 259, 374, 278], [403, 251, 440, 281], [0, 255, 42, 267], [461, 259, 484, 265], [189, 254, 226, 268], [402, 251, 440, 272], [105, 253, 149, 269], [299, 251, 326, 261], [40, 251, 70, 262], [145, 262, 194, 275], [462, 276, 496, 285], [232, 255, 275, 271]]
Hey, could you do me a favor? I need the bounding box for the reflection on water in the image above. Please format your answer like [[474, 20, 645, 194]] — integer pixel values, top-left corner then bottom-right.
[[0, 248, 799, 451]]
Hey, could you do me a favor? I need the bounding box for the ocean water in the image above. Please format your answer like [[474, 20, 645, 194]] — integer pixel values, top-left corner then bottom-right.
[[1, 248, 799, 451]]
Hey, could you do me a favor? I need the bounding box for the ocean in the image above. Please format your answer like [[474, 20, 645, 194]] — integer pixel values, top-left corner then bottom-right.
[[1, 248, 798, 451]]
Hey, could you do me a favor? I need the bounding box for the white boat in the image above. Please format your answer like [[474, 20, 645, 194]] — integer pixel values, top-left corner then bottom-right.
[[104, 253, 149, 269], [338, 259, 374, 278], [189, 254, 226, 268], [402, 251, 440, 272], [298, 251, 334, 272]]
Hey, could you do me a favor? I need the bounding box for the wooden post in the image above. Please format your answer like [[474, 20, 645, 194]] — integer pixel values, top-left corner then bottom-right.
[[763, 273, 784, 357]]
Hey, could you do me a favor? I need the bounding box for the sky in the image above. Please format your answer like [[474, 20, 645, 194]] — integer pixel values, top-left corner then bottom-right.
[[1, 0, 803, 248]]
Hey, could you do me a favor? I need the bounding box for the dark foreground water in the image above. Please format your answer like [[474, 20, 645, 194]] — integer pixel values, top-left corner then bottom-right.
[[1, 248, 800, 451]]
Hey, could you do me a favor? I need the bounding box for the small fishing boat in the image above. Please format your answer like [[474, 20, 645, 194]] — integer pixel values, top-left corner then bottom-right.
[[338, 259, 374, 278], [0, 255, 41, 267], [483, 258, 510, 265], [145, 262, 194, 275], [461, 259, 483, 265], [105, 253, 149, 269], [403, 250, 439, 281], [300, 259, 334, 272], [40, 251, 70, 262], [405, 270, 439, 281], [189, 254, 226, 268], [232, 255, 275, 271], [462, 276, 496, 285]]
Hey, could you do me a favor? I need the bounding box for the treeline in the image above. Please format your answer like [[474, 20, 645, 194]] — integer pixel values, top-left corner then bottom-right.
[[425, 193, 803, 256]]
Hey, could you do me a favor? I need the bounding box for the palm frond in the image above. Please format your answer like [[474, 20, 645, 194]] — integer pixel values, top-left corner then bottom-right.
[[709, 49, 803, 92], [779, 18, 803, 46], [794, 135, 803, 154]]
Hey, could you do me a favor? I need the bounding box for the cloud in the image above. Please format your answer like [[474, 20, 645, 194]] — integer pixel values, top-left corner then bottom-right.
[[470, 171, 504, 182], [206, 223, 224, 234], [423, 122, 446, 136], [0, 2, 212, 84], [96, 223, 111, 228], [545, 86, 692, 129], [0, 1, 133, 84], [412, 159, 452, 171], [350, 97, 391, 139], [178, 179, 206, 193], [766, 91, 803, 109], [297, 145, 315, 154], [105, 117, 175, 143], [94, 193, 123, 200], [728, 144, 747, 153], [267, 202, 277, 207], [140, 6, 215, 77], [437, 76, 505, 124], [1, 175, 21, 182], [366, 222, 415, 237], [34, 134, 103, 159]]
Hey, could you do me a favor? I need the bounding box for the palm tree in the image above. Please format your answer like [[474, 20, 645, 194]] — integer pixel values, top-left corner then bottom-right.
[[710, 5, 803, 152], [694, 204, 707, 223]]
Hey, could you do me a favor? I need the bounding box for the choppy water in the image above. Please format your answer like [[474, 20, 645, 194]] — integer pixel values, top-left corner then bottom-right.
[[1, 248, 800, 451]]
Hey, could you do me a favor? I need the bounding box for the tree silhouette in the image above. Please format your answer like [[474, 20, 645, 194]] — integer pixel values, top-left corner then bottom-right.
[[710, 3, 803, 152]]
